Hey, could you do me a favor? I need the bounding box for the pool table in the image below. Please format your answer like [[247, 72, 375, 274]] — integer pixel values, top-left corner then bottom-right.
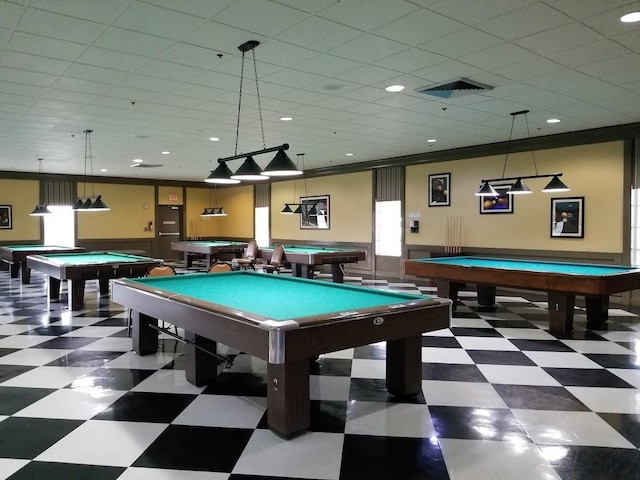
[[257, 245, 366, 283], [171, 240, 247, 268], [0, 245, 85, 284], [26, 252, 163, 310], [111, 271, 451, 438], [405, 256, 640, 335]]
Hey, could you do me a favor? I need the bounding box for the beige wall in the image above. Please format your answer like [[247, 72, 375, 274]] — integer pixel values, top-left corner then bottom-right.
[[186, 185, 254, 239], [77, 183, 155, 239], [405, 141, 624, 253], [158, 186, 183, 205], [271, 171, 373, 243], [0, 179, 41, 241]]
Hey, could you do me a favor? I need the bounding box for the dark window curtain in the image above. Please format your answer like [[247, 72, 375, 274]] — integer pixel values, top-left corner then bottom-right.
[[255, 182, 270, 208], [375, 166, 404, 201], [41, 179, 75, 206]]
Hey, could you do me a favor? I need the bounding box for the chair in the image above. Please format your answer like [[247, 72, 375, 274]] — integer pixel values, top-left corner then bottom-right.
[[128, 264, 176, 336], [255, 244, 284, 274], [231, 239, 258, 270], [208, 262, 232, 273]]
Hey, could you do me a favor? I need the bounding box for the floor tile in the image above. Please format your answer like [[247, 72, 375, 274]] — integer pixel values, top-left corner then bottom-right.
[[493, 384, 589, 411], [421, 363, 487, 382], [466, 350, 537, 366], [345, 401, 435, 437], [422, 380, 507, 408], [542, 367, 635, 388], [173, 395, 266, 429], [6, 461, 125, 480], [541, 445, 640, 480], [598, 412, 640, 448], [566, 386, 640, 413], [0, 417, 82, 459], [92, 391, 197, 423], [478, 365, 561, 386]]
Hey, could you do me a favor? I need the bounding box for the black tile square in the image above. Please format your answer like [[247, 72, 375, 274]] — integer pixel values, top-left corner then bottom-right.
[[450, 327, 503, 337], [467, 350, 537, 366], [24, 325, 80, 336], [7, 461, 124, 480], [45, 350, 124, 368], [509, 339, 576, 352], [493, 384, 589, 411], [0, 417, 82, 459], [92, 317, 128, 327], [0, 364, 35, 383], [421, 363, 488, 382], [201, 372, 267, 397], [310, 357, 352, 376], [0, 386, 55, 415], [421, 336, 461, 348], [353, 343, 386, 360], [339, 434, 449, 480], [133, 424, 252, 472], [348, 378, 425, 404], [585, 353, 640, 369], [92, 391, 197, 423], [485, 320, 538, 328], [0, 347, 19, 357], [68, 368, 155, 391], [34, 337, 99, 349], [543, 368, 635, 388], [542, 445, 640, 480], [429, 405, 531, 442], [450, 311, 482, 319], [598, 413, 640, 448]]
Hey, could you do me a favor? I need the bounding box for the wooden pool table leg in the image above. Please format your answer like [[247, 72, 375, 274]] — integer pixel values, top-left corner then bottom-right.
[[476, 285, 496, 306], [9, 262, 19, 279], [436, 280, 463, 309], [547, 292, 575, 335], [386, 336, 422, 397], [267, 359, 310, 439], [184, 252, 192, 268], [585, 295, 609, 329], [48, 277, 61, 301], [330, 264, 344, 283], [68, 280, 86, 310], [98, 278, 110, 296], [132, 311, 158, 355], [184, 332, 222, 386]]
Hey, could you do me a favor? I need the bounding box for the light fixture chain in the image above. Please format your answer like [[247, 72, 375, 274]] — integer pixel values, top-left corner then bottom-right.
[[252, 49, 266, 150], [524, 112, 539, 176], [87, 130, 95, 197], [501, 114, 516, 179], [234, 51, 247, 157]]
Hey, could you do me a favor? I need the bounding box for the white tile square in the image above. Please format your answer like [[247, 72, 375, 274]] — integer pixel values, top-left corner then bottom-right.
[[0, 335, 56, 348], [130, 369, 206, 394], [232, 430, 343, 479], [104, 351, 178, 370], [422, 328, 454, 337], [457, 337, 519, 351], [350, 358, 384, 378], [309, 375, 351, 401], [0, 348, 72, 366], [36, 420, 167, 467], [609, 368, 640, 388], [14, 387, 126, 419], [596, 331, 640, 342], [567, 386, 640, 414], [560, 339, 634, 354], [173, 395, 266, 428], [79, 337, 133, 352], [61, 326, 127, 337], [0, 459, 29, 479], [321, 348, 354, 359], [451, 318, 492, 328], [118, 467, 228, 480], [345, 401, 435, 437], [1, 366, 98, 388], [512, 409, 635, 448], [0, 324, 36, 335], [421, 347, 474, 364], [422, 380, 507, 408], [523, 351, 602, 369], [495, 328, 556, 340], [477, 365, 561, 386]]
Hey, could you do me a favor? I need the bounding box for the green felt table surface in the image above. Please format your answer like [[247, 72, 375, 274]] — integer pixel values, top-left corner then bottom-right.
[[264, 246, 359, 253], [411, 256, 640, 276], [3, 245, 74, 251], [130, 271, 429, 321], [36, 252, 155, 265], [177, 241, 245, 245]]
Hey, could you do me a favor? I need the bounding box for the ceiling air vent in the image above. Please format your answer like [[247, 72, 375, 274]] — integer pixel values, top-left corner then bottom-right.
[[416, 77, 493, 99], [130, 163, 163, 168]]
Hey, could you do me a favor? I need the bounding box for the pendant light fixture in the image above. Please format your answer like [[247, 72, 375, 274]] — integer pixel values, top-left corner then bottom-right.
[[73, 130, 110, 211], [281, 154, 317, 215], [204, 40, 300, 184], [475, 110, 570, 196], [200, 186, 227, 217], [30, 157, 52, 216]]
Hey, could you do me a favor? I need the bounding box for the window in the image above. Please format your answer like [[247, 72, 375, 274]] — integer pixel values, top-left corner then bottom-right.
[[375, 200, 402, 256], [255, 206, 270, 248], [632, 188, 639, 265], [44, 206, 75, 246]]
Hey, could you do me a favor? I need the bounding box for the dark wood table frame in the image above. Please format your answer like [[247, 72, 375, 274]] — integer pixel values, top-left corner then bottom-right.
[[171, 241, 247, 268], [405, 258, 640, 335], [112, 276, 450, 438], [0, 246, 85, 284]]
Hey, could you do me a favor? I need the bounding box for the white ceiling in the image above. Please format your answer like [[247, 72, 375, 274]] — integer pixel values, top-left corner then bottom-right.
[[0, 0, 639, 182]]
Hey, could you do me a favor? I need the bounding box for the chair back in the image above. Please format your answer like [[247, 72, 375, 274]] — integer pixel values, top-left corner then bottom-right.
[[245, 239, 258, 259], [208, 262, 232, 273], [270, 244, 285, 267], [145, 265, 176, 277]]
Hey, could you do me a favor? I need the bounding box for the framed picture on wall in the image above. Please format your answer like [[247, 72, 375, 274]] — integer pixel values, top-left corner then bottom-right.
[[0, 205, 12, 229], [551, 197, 584, 238], [428, 173, 450, 207], [300, 195, 330, 229], [479, 185, 513, 214]]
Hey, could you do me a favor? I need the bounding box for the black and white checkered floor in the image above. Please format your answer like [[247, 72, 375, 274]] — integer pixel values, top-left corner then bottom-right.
[[1, 261, 639, 480]]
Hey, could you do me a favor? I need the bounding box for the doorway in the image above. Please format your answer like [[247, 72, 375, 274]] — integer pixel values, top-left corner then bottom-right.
[[158, 205, 182, 260]]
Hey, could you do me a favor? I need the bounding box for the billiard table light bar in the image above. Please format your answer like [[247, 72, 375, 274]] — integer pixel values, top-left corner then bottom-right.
[[476, 173, 570, 197], [281, 203, 318, 215], [200, 207, 227, 217]]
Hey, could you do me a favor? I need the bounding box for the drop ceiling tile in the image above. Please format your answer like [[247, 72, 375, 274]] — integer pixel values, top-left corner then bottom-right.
[[16, 7, 102, 44], [255, 39, 319, 67], [102, 85, 160, 102], [144, 0, 234, 18], [276, 16, 363, 52], [136, 60, 204, 82], [491, 56, 564, 81], [40, 88, 97, 105], [262, 69, 325, 88], [212, 0, 308, 37], [612, 29, 640, 54], [420, 27, 503, 58], [63, 63, 128, 84], [28, 0, 129, 23], [93, 27, 174, 57], [274, 89, 331, 105], [459, 42, 538, 70], [374, 9, 465, 45], [113, 2, 205, 40], [181, 20, 257, 53], [515, 22, 605, 56], [339, 86, 389, 103], [476, 3, 573, 40], [577, 54, 639, 77], [0, 27, 11, 51], [334, 65, 398, 85], [427, 0, 534, 24], [75, 47, 150, 72], [273, 0, 337, 14], [157, 43, 226, 69], [319, 0, 419, 31], [545, 39, 629, 69], [291, 54, 363, 76], [411, 59, 483, 84], [51, 76, 111, 95], [119, 74, 180, 93], [0, 51, 70, 75], [329, 35, 408, 64], [7, 32, 86, 61], [168, 83, 226, 100], [373, 48, 447, 74], [543, 0, 627, 20], [0, 66, 56, 87]]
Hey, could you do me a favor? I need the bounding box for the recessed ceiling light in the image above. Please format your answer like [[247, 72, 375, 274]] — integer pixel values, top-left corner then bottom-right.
[[427, 139, 437, 143], [546, 118, 561, 124], [385, 85, 405, 93], [100, 168, 107, 172], [161, 151, 170, 155], [346, 153, 354, 157], [209, 137, 220, 141], [133, 158, 143, 163], [280, 116, 293, 121], [621, 11, 640, 22]]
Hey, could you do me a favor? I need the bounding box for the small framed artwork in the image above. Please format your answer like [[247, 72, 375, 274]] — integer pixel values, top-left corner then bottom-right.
[[479, 185, 513, 214], [428, 173, 450, 207], [551, 197, 584, 238], [0, 205, 12, 229], [300, 195, 330, 229]]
